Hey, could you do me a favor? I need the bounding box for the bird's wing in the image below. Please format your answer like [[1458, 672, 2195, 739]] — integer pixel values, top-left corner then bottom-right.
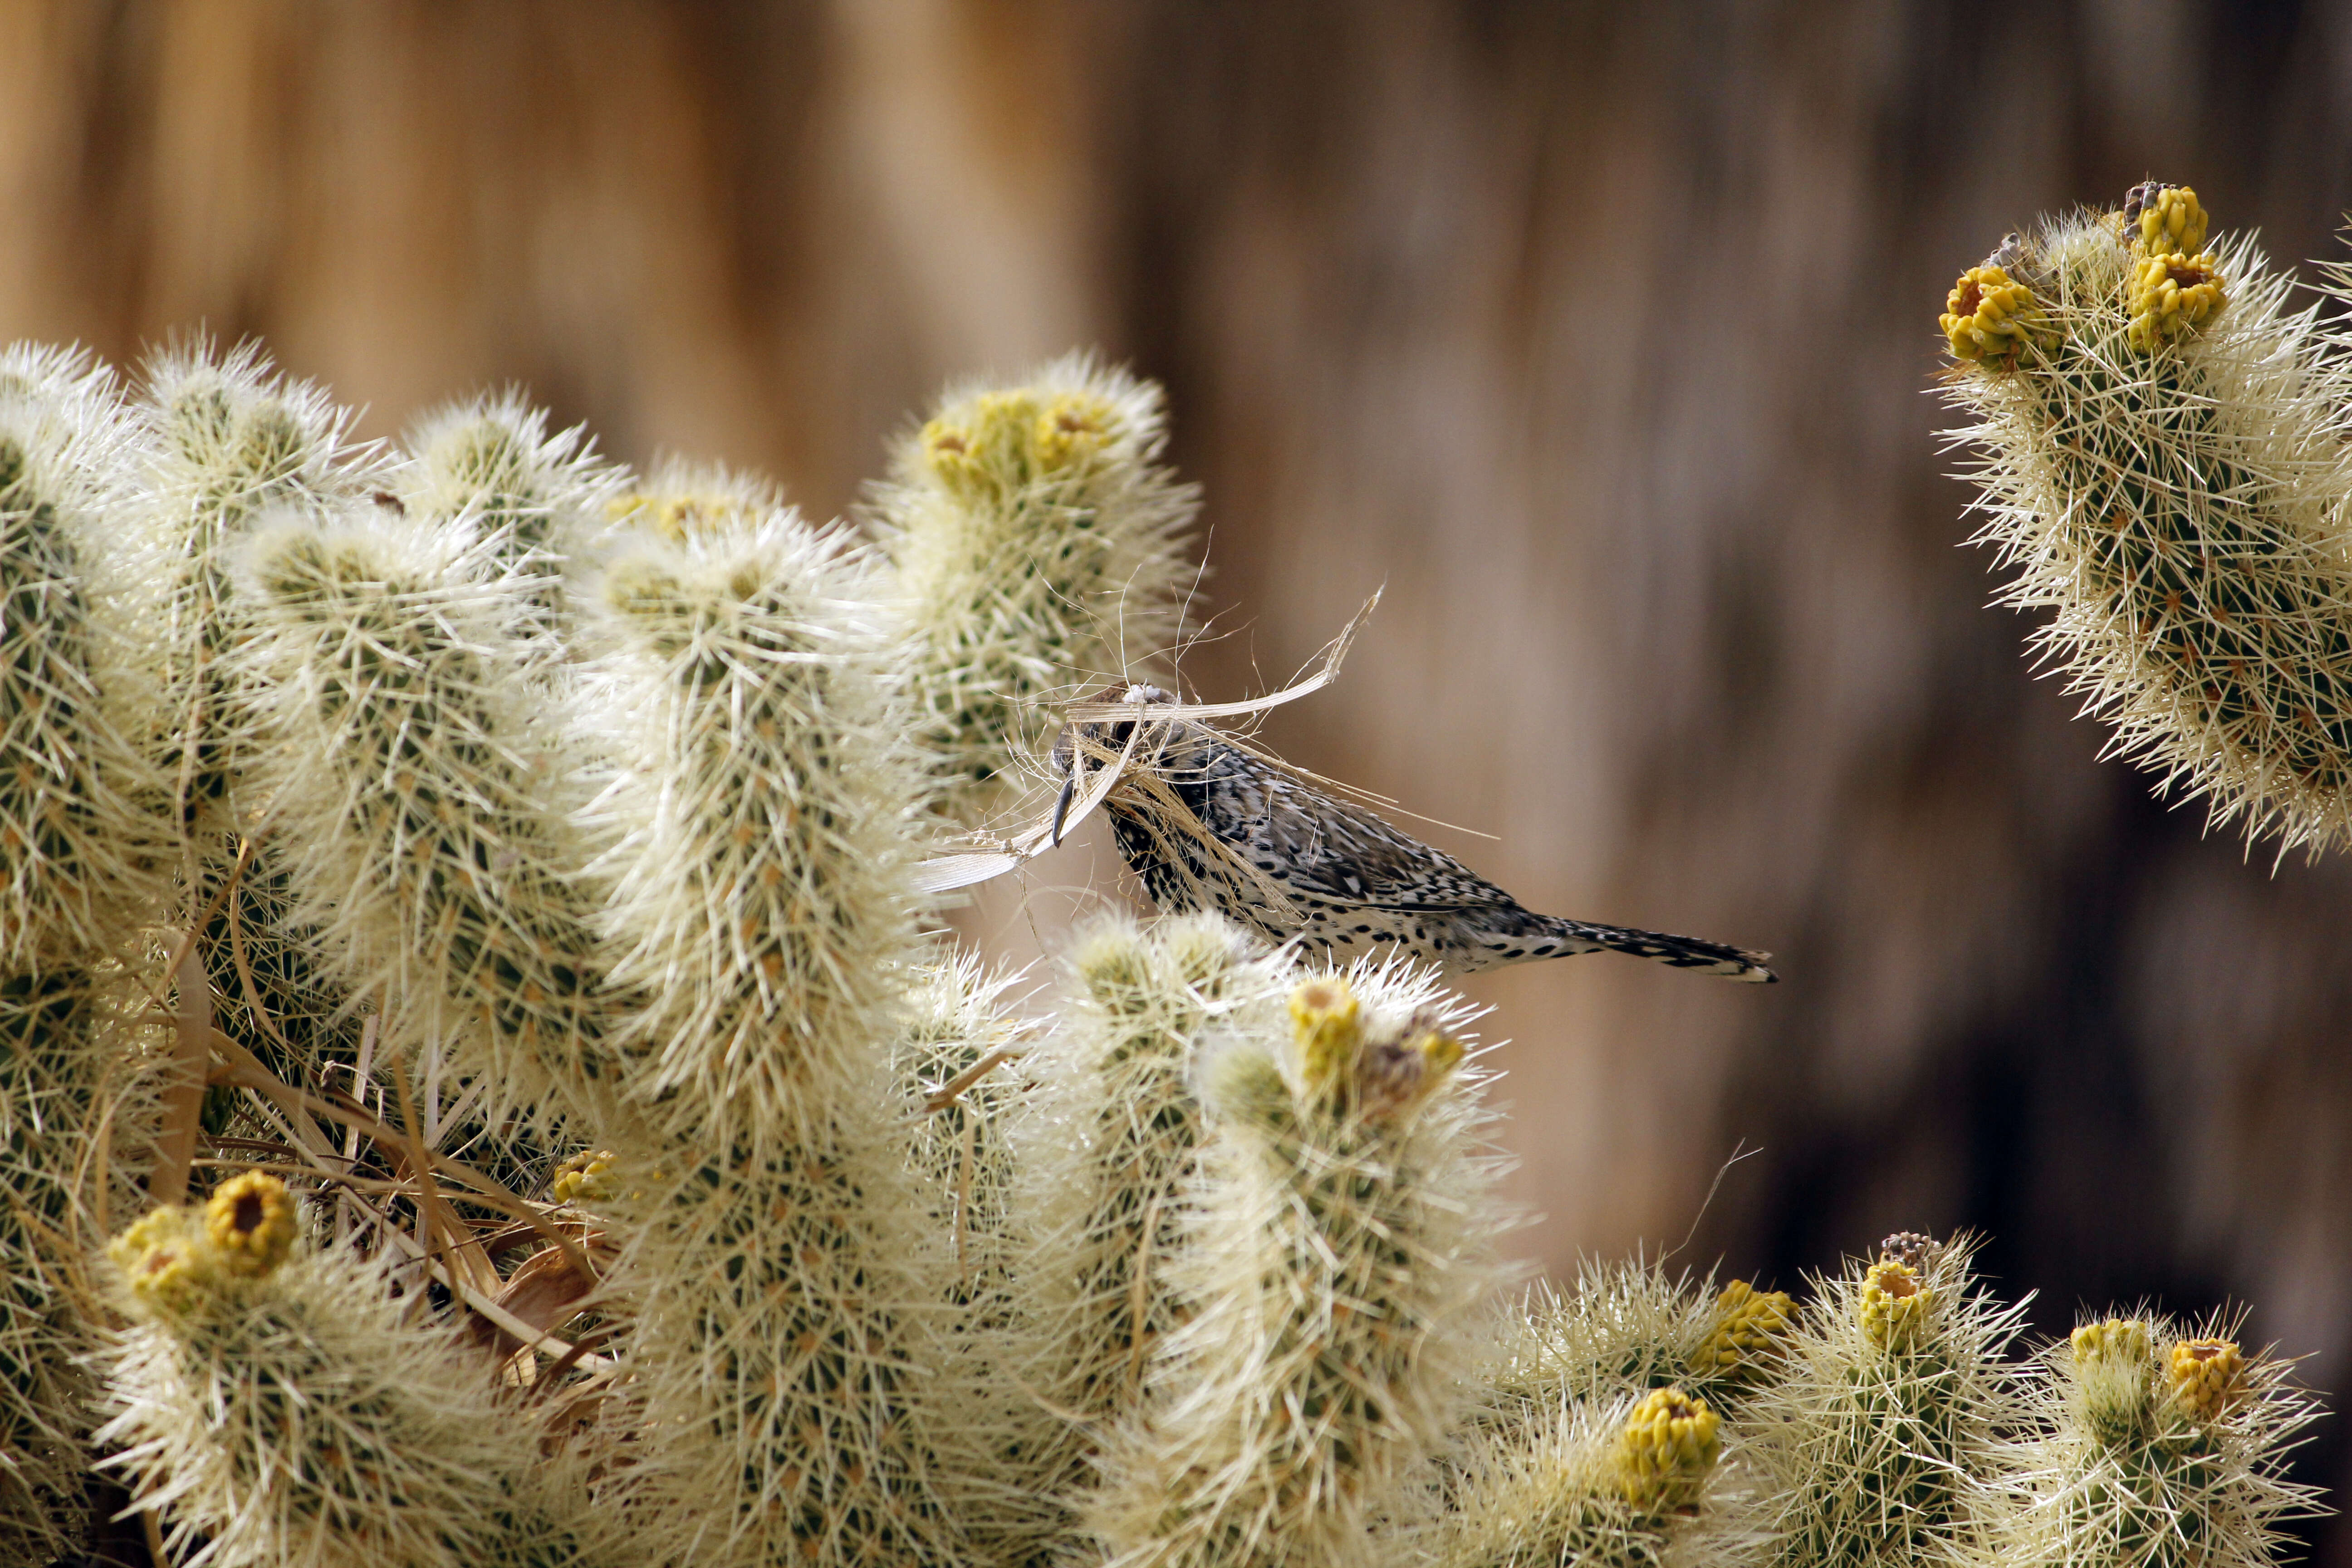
[[1254, 780, 1519, 911]]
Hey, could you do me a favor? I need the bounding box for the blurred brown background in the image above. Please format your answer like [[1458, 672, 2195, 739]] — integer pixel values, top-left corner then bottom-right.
[[6, 0, 2350, 1554]]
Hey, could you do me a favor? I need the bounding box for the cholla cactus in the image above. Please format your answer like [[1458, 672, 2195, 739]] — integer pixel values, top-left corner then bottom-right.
[[1940, 183, 2352, 853], [1092, 965, 1504, 1568], [1972, 1313, 2323, 1568], [1480, 1260, 1790, 1424], [1745, 1235, 2026, 1568], [0, 334, 2313, 1568], [1443, 1264, 1785, 1568], [871, 354, 1200, 814], [98, 1174, 613, 1568], [402, 393, 611, 562]]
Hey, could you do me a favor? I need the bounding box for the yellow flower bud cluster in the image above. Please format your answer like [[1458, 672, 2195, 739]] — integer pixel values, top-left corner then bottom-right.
[[1692, 1278, 1796, 1382], [2069, 1317, 2157, 1445], [1940, 265, 2048, 363], [2127, 250, 2226, 351], [108, 1173, 301, 1316], [2134, 182, 2210, 255], [1289, 977, 1362, 1097], [2070, 1316, 2151, 1369], [605, 489, 762, 540], [108, 1209, 213, 1318], [550, 1149, 621, 1206], [2167, 1338, 2245, 1423], [205, 1171, 301, 1279], [1615, 1387, 1722, 1516], [2124, 185, 2225, 351], [1284, 975, 1464, 1122], [1857, 1260, 1935, 1350], [920, 389, 1120, 500]]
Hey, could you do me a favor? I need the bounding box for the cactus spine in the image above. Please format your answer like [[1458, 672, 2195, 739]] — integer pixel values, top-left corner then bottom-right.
[[99, 1174, 614, 1568], [1093, 964, 1502, 1568], [1941, 185, 2352, 853], [872, 355, 1200, 816]]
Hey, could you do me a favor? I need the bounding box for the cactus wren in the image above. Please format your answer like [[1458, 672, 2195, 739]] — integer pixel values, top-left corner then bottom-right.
[[1052, 687, 1775, 982]]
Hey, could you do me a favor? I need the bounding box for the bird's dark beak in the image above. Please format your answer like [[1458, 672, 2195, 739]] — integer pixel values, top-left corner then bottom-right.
[[1050, 771, 1079, 847]]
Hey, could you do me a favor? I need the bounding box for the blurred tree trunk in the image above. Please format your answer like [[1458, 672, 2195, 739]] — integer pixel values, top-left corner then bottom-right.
[[3, 1, 2347, 1558]]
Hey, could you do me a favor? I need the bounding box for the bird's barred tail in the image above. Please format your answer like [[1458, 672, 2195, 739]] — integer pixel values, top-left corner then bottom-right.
[[1535, 917, 1777, 982]]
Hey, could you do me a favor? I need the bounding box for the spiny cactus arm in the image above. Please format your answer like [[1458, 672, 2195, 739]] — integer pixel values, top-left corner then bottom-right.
[[122, 340, 402, 1111], [0, 344, 162, 965], [1429, 1387, 1744, 1568], [868, 353, 1202, 818], [1940, 185, 2352, 855], [231, 512, 626, 1135], [1483, 1259, 1796, 1410], [585, 514, 963, 1568], [891, 951, 1055, 1556], [98, 1174, 618, 1568], [0, 343, 169, 1561], [1744, 1234, 2027, 1568], [976, 912, 1286, 1563], [1092, 963, 1506, 1568], [1459, 1261, 1793, 1523], [587, 514, 930, 1143], [126, 338, 392, 829], [1969, 1313, 2323, 1568]]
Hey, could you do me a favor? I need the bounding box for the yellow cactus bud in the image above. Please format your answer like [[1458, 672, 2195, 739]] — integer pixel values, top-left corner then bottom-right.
[[2127, 250, 2226, 351], [921, 392, 1038, 500], [606, 490, 762, 541], [2133, 184, 2210, 258], [108, 1207, 216, 1316], [203, 1171, 299, 1279], [921, 387, 1125, 502], [1615, 1387, 1721, 1515], [1288, 976, 1362, 1096], [1411, 1024, 1464, 1079], [2071, 1316, 2152, 1369], [552, 1149, 617, 1205], [1693, 1278, 1796, 1382], [1032, 391, 1119, 472], [2167, 1338, 2245, 1422], [1858, 1260, 1935, 1350], [1941, 265, 2048, 363], [2070, 1317, 2157, 1445]]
